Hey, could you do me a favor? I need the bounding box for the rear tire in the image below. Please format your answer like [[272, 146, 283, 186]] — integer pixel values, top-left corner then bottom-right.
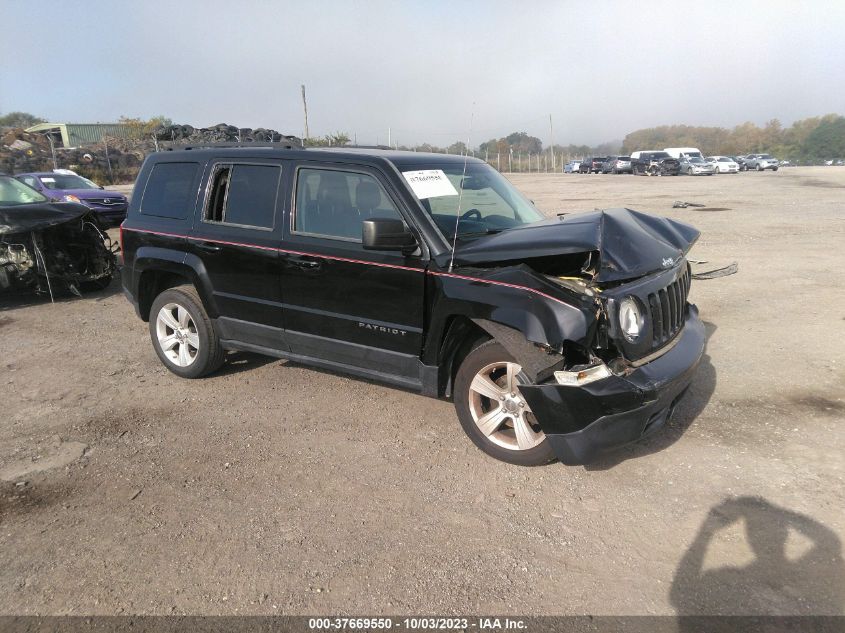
[[454, 340, 556, 466], [149, 285, 225, 379]]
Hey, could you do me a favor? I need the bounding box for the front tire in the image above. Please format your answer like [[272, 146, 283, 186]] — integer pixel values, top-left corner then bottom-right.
[[149, 285, 225, 378], [454, 340, 556, 466]]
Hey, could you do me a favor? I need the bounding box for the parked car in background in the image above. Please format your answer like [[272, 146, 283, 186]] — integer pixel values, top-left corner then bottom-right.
[[564, 160, 581, 173], [744, 154, 779, 171], [631, 151, 681, 176], [705, 156, 739, 174], [663, 147, 704, 160], [578, 157, 608, 173], [15, 171, 129, 227], [601, 156, 632, 174], [679, 157, 715, 176], [731, 156, 749, 171]]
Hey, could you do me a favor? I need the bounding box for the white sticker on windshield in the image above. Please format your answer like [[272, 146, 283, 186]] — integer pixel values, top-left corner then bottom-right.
[[402, 170, 458, 200], [41, 178, 56, 183]]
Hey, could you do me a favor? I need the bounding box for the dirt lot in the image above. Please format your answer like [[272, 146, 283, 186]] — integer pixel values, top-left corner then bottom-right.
[[1, 167, 843, 616]]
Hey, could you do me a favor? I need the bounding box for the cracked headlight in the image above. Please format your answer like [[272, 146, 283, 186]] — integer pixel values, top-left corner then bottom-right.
[[61, 194, 81, 203], [618, 296, 645, 343]]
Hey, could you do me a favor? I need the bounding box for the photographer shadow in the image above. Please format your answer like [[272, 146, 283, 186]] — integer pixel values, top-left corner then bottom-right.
[[670, 496, 844, 620]]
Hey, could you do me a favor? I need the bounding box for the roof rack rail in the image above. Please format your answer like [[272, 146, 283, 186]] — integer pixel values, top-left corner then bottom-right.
[[165, 141, 302, 151], [347, 144, 394, 150]]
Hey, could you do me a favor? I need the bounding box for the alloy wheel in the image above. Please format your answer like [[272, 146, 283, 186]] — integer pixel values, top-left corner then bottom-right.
[[467, 361, 545, 451], [155, 302, 199, 367]]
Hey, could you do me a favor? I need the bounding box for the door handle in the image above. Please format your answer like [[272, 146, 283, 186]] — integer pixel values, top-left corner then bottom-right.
[[294, 259, 321, 269], [195, 241, 221, 253], [290, 256, 323, 270]]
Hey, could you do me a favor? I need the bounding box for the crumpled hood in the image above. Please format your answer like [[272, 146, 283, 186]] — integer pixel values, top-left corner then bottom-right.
[[0, 202, 89, 234], [447, 208, 700, 282]]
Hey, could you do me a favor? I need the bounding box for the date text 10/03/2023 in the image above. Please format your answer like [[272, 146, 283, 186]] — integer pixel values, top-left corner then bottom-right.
[[308, 617, 527, 630]]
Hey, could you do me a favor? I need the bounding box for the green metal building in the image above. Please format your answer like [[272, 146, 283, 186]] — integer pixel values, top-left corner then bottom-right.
[[25, 123, 133, 148]]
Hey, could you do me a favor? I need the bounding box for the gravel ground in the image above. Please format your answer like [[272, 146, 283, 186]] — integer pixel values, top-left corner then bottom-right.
[[0, 167, 843, 616]]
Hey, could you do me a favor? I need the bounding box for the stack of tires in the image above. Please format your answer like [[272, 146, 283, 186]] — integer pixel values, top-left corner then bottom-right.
[[153, 122, 300, 146]]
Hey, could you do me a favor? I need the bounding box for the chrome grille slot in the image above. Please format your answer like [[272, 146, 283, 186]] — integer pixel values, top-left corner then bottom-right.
[[646, 267, 690, 349]]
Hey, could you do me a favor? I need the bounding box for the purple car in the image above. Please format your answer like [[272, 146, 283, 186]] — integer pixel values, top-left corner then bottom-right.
[[15, 171, 128, 226]]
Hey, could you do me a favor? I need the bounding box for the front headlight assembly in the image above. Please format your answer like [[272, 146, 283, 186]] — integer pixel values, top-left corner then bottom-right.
[[618, 296, 645, 343]]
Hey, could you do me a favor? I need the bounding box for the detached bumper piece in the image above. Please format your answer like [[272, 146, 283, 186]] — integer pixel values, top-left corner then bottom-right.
[[519, 306, 706, 465]]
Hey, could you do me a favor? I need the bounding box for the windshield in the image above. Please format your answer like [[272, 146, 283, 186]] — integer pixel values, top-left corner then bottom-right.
[[0, 176, 48, 206], [759, 154, 773, 159], [718, 157, 732, 162], [688, 157, 706, 164], [401, 163, 544, 240], [39, 174, 100, 190], [647, 152, 671, 159]]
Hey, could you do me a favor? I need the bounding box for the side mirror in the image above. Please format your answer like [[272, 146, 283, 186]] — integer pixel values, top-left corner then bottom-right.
[[362, 218, 417, 253]]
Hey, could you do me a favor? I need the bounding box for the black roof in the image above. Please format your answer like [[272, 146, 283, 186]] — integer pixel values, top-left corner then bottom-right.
[[154, 146, 484, 169]]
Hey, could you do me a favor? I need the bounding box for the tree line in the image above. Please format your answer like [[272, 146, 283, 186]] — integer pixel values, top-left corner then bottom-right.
[[621, 114, 845, 162], [3, 111, 843, 164]]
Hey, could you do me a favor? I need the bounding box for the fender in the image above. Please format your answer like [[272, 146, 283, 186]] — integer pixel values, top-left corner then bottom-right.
[[423, 265, 601, 384], [132, 247, 219, 320]]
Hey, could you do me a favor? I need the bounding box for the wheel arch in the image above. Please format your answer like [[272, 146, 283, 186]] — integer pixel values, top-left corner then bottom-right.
[[134, 248, 218, 321], [424, 285, 594, 396]]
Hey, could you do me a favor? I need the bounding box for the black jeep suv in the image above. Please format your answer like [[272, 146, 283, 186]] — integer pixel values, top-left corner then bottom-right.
[[121, 145, 706, 466]]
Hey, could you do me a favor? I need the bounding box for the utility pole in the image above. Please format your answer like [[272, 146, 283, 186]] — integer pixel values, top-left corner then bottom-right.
[[103, 135, 114, 184], [388, 127, 391, 148], [301, 84, 310, 141], [549, 114, 556, 171], [44, 133, 57, 170]]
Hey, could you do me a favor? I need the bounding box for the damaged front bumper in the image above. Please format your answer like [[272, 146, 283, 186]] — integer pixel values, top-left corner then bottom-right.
[[519, 305, 706, 465]]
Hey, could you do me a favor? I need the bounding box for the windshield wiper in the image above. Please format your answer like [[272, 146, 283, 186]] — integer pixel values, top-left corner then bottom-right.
[[456, 228, 505, 238]]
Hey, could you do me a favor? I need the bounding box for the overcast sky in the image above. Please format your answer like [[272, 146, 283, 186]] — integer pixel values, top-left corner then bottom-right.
[[2, 0, 844, 147]]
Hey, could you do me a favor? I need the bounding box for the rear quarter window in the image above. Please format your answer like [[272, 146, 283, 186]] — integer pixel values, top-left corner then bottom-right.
[[140, 162, 199, 219]]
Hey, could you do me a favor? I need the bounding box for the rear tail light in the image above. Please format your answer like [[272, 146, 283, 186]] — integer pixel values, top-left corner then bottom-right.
[[119, 223, 124, 253]]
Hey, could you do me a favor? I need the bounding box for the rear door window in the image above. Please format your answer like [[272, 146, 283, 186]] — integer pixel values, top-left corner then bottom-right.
[[140, 162, 199, 219], [204, 163, 281, 229]]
